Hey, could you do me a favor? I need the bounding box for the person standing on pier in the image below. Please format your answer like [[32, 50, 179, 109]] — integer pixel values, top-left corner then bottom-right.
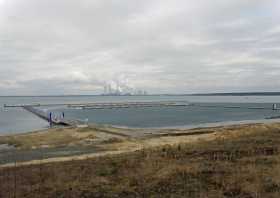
[[49, 112, 52, 126], [60, 112, 65, 121]]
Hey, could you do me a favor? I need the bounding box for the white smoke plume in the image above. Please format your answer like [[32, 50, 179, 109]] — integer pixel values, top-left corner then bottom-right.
[[103, 76, 147, 95]]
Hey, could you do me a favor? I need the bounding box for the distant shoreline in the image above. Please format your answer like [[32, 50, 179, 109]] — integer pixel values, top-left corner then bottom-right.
[[1, 91, 280, 97], [191, 92, 280, 96]]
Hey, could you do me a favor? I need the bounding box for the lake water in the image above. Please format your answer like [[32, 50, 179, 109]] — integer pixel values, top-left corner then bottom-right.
[[1, 95, 280, 135]]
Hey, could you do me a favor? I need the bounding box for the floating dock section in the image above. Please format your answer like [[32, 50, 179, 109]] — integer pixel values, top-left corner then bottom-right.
[[68, 101, 190, 109], [195, 104, 279, 110], [4, 101, 279, 111]]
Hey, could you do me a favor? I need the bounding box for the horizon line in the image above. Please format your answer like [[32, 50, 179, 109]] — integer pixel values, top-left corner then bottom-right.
[[1, 91, 280, 97]]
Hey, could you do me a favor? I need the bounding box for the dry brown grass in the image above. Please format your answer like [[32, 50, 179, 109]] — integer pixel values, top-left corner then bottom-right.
[[1, 123, 280, 197], [0, 126, 131, 149], [0, 127, 98, 149]]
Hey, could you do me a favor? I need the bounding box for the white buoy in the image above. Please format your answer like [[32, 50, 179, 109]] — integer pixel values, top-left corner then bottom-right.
[[273, 104, 278, 110]]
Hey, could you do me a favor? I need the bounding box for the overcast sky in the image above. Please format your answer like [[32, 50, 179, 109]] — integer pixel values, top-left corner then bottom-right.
[[0, 0, 280, 95]]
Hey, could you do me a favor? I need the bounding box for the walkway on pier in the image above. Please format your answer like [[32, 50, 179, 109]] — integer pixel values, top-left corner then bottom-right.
[[22, 106, 81, 126]]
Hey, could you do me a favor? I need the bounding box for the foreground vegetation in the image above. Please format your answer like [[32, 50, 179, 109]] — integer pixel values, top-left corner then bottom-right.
[[1, 123, 280, 197]]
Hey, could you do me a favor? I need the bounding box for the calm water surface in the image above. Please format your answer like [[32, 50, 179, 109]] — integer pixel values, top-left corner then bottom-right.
[[1, 95, 280, 134]]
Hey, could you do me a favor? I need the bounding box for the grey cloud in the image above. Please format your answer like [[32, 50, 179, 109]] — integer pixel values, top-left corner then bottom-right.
[[0, 0, 280, 95]]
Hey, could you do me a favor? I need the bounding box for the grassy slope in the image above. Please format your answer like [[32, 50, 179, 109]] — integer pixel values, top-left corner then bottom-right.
[[1, 124, 280, 197], [0, 126, 128, 149]]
